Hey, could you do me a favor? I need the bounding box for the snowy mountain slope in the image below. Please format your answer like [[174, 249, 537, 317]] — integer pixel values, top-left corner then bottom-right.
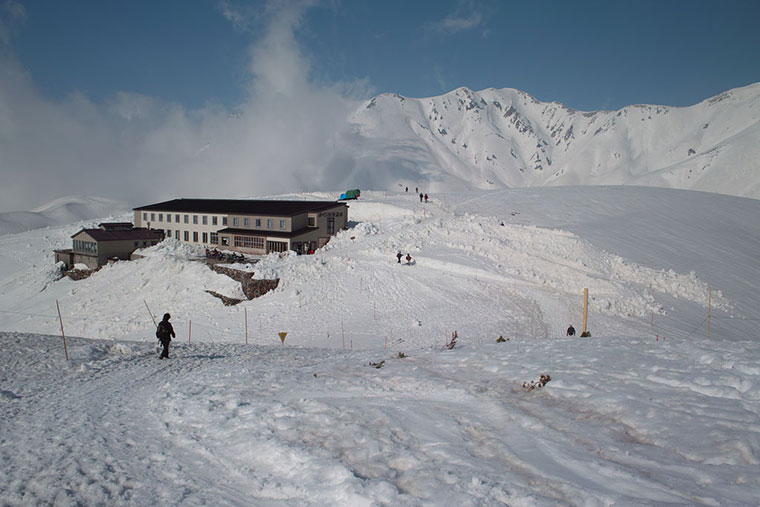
[[2, 331, 758, 505], [344, 83, 760, 199], [0, 195, 130, 236], [0, 187, 755, 349], [1, 186, 759, 505]]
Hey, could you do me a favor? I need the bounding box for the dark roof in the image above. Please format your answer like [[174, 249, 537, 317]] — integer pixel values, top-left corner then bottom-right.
[[73, 228, 164, 241], [134, 198, 344, 216], [217, 227, 315, 239], [98, 222, 134, 230]]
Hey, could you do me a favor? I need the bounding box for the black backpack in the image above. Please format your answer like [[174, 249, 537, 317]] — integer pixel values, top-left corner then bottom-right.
[[156, 321, 169, 340]]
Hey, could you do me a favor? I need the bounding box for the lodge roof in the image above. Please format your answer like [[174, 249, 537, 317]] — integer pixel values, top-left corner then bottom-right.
[[134, 199, 344, 216], [73, 228, 164, 241]]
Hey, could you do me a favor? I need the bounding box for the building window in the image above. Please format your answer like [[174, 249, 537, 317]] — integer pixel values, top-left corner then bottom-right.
[[167, 215, 171, 223], [308, 216, 315, 227], [327, 217, 335, 234], [202, 216, 208, 225], [184, 215, 189, 224], [202, 232, 208, 243], [134, 241, 138, 247], [150, 213, 155, 221], [279, 219, 286, 230], [166, 229, 171, 237], [158, 213, 163, 222], [244, 218, 250, 227], [143, 241, 148, 247], [212, 216, 217, 226], [267, 219, 273, 229], [193, 231, 198, 242], [221, 236, 229, 246], [184, 231, 189, 241], [193, 215, 198, 225], [234, 235, 265, 249], [175, 214, 180, 222], [222, 217, 228, 226], [210, 232, 218, 244], [175, 230, 179, 240], [73, 239, 97, 253], [233, 217, 239, 227], [255, 218, 261, 227], [143, 213, 147, 222]]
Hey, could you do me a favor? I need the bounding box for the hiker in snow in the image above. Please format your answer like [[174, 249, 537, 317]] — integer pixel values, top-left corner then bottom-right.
[[415, 187, 418, 193], [156, 313, 176, 359], [396, 251, 403, 263], [405, 253, 412, 265], [405, 186, 408, 192], [419, 193, 423, 203], [566, 325, 576, 337], [424, 193, 429, 203]]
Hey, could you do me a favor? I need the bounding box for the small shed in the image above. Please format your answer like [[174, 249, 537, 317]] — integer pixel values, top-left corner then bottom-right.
[[55, 223, 164, 270]]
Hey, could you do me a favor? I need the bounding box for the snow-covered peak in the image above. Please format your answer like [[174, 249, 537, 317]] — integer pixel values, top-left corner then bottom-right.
[[344, 82, 760, 199]]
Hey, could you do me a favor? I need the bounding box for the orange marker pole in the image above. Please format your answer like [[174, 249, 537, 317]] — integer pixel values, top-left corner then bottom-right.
[[56, 300, 68, 361]]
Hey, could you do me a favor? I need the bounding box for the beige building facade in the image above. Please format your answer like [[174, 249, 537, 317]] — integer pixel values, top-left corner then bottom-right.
[[54, 223, 163, 269], [134, 199, 349, 255]]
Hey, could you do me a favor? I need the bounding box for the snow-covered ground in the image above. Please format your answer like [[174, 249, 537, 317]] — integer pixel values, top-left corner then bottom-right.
[[1, 186, 759, 505]]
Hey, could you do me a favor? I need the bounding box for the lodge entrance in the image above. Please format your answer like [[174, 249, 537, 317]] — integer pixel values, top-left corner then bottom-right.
[[267, 240, 288, 253]]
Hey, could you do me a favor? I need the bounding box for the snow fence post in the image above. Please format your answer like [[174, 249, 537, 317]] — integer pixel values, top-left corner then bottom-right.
[[707, 284, 712, 339], [582, 288, 589, 336], [56, 300, 68, 361]]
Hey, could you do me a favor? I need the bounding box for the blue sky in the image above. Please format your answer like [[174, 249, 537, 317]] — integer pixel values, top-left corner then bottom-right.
[[1, 0, 759, 211], [6, 0, 760, 111]]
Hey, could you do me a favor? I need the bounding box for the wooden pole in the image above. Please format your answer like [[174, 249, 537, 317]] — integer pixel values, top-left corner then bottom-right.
[[144, 300, 157, 327], [582, 288, 589, 336], [56, 300, 69, 361], [245, 307, 248, 344], [707, 284, 712, 339]]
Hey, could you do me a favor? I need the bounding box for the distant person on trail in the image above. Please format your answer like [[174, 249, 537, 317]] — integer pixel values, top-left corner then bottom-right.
[[406, 253, 412, 265], [419, 193, 423, 203], [156, 313, 176, 359], [566, 325, 576, 337], [415, 187, 418, 193], [396, 251, 403, 263], [405, 186, 408, 192], [424, 193, 429, 203]]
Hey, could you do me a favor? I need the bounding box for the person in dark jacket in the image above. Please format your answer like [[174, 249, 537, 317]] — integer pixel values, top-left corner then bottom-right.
[[566, 325, 576, 337], [156, 313, 176, 359], [396, 251, 403, 263], [419, 193, 423, 203]]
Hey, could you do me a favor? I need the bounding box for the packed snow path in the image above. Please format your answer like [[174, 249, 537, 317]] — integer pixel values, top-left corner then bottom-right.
[[2, 333, 758, 505]]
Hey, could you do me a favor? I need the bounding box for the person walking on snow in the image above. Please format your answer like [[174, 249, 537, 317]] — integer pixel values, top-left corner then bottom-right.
[[424, 193, 429, 203], [405, 253, 412, 265], [156, 313, 176, 359], [566, 325, 576, 337], [419, 193, 423, 203], [396, 251, 403, 263]]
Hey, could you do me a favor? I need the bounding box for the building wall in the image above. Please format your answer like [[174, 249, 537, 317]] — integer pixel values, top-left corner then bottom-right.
[[134, 203, 348, 254], [72, 231, 160, 268], [135, 210, 226, 246]]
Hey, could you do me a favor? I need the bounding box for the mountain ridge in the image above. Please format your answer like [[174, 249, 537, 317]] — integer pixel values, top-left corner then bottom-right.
[[343, 82, 760, 198]]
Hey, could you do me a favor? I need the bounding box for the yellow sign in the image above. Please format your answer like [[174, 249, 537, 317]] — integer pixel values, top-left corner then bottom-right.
[[278, 332, 287, 344]]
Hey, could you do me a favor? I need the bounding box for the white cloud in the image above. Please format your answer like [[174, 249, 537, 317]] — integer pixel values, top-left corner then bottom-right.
[[427, 0, 484, 34], [0, 0, 372, 211]]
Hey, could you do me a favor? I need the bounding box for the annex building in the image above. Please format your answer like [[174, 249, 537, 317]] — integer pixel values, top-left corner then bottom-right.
[[133, 199, 349, 255], [55, 222, 164, 269]]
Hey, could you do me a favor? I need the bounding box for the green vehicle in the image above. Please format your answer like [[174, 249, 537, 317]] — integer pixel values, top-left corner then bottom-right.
[[339, 189, 361, 200]]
